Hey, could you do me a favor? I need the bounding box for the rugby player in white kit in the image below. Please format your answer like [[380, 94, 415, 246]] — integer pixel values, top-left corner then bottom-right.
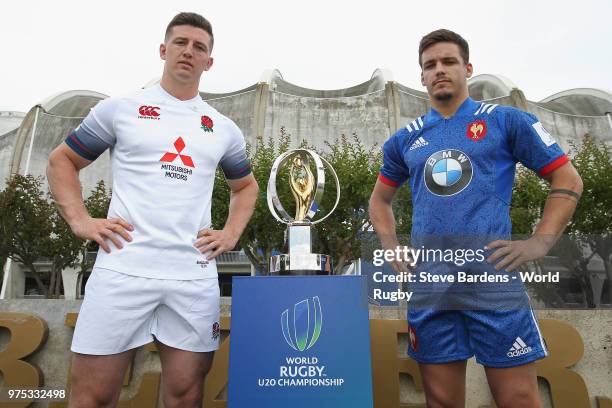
[[47, 12, 258, 408]]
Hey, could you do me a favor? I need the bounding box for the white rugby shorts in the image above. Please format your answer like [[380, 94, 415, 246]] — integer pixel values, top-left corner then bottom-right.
[[71, 268, 220, 355]]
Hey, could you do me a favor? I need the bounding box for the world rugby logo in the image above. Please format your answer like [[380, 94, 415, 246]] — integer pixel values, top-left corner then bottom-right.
[[424, 149, 473, 196], [281, 296, 323, 352]]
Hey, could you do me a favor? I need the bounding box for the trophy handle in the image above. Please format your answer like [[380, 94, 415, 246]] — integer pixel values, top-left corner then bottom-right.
[[309, 155, 340, 226]]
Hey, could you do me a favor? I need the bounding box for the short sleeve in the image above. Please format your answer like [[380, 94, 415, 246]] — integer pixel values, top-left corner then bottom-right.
[[219, 121, 251, 180], [505, 109, 568, 176], [65, 97, 118, 161], [379, 130, 410, 187]]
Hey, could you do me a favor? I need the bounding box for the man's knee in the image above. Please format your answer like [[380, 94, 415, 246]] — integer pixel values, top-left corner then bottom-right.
[[424, 384, 463, 408], [163, 381, 203, 408], [69, 365, 122, 408], [69, 378, 119, 408], [494, 384, 541, 408]]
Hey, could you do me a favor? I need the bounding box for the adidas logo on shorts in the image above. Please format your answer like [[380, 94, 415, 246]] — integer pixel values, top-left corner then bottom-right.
[[410, 137, 429, 151], [507, 337, 533, 358]]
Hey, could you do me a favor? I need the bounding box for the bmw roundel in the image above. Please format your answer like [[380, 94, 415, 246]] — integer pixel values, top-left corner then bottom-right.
[[424, 149, 473, 196]]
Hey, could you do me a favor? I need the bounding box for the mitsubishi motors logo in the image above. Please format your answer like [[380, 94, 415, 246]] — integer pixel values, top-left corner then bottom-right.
[[160, 137, 195, 168]]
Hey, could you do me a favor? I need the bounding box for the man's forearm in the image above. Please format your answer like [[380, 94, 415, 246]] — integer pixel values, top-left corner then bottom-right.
[[533, 169, 583, 248], [223, 182, 258, 238], [369, 197, 401, 251], [47, 152, 89, 227]]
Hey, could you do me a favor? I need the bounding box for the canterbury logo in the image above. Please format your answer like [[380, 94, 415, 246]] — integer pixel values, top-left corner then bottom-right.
[[138, 105, 160, 119]]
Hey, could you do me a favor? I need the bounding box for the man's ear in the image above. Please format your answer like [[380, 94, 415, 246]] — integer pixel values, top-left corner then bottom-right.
[[160, 43, 166, 60], [421, 70, 425, 87], [204, 57, 214, 71], [466, 62, 473, 78]]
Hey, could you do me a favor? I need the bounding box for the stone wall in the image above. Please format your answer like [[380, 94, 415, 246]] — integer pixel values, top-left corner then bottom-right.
[[0, 300, 609, 407]]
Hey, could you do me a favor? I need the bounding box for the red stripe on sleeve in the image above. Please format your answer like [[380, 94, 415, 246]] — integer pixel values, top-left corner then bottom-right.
[[70, 134, 95, 155], [539, 155, 569, 176], [378, 174, 399, 187]]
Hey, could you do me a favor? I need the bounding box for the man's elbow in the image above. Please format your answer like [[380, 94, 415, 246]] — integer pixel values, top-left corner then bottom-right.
[[566, 165, 583, 196], [251, 181, 260, 203], [368, 194, 384, 219], [235, 177, 259, 200], [46, 147, 63, 177], [246, 177, 259, 198], [574, 173, 584, 196]]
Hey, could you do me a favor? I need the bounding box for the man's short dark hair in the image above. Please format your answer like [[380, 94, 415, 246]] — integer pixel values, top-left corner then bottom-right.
[[165, 12, 214, 49], [418, 29, 469, 66]]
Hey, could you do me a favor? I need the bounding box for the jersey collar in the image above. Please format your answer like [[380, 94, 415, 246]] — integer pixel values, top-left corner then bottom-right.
[[155, 84, 204, 106], [425, 97, 480, 123]]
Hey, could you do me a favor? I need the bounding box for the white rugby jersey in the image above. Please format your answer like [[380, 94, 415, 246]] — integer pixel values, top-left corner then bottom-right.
[[66, 84, 251, 280]]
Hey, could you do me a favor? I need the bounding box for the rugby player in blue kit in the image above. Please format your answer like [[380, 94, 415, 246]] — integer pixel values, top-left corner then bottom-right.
[[369, 29, 583, 408]]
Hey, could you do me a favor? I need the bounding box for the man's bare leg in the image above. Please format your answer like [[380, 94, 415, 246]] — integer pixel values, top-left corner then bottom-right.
[[68, 349, 136, 408], [156, 341, 214, 408], [419, 360, 467, 408], [485, 363, 541, 408]]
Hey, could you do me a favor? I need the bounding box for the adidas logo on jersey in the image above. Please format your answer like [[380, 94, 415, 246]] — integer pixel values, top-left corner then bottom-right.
[[410, 137, 429, 151], [474, 103, 498, 115], [507, 337, 533, 358], [406, 117, 424, 132]]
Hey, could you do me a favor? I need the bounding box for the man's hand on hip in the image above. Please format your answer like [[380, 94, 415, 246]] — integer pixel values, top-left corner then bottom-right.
[[485, 235, 554, 272], [194, 228, 238, 260], [71, 217, 134, 253]]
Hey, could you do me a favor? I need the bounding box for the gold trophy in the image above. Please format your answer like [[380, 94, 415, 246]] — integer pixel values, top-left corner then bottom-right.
[[267, 149, 340, 275]]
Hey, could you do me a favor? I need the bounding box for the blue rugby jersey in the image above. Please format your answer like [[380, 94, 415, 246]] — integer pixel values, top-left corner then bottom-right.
[[379, 97, 568, 291], [380, 97, 567, 238]]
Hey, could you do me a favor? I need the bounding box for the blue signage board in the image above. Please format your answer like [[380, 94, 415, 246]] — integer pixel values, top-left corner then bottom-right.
[[228, 276, 374, 408]]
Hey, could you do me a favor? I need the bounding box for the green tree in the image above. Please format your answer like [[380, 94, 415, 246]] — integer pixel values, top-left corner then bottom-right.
[[314, 133, 382, 272], [212, 128, 292, 272], [510, 166, 548, 235], [568, 136, 612, 305], [509, 137, 612, 307], [0, 174, 56, 297], [78, 180, 112, 275], [46, 205, 82, 298], [0, 175, 110, 298], [510, 167, 564, 306], [211, 129, 407, 274]]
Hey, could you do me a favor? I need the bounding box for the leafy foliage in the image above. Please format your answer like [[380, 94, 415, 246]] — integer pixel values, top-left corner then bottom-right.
[[0, 176, 111, 298], [212, 128, 292, 271], [567, 137, 612, 305], [78, 180, 112, 274], [0, 175, 57, 297], [211, 129, 403, 273], [510, 137, 612, 307], [314, 133, 383, 272]]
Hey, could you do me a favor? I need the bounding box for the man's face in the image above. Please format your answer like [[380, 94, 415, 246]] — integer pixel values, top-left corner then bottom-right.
[[420, 42, 472, 102], [160, 25, 213, 84]]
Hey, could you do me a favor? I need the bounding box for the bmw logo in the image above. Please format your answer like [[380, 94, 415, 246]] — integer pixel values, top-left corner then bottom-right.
[[424, 149, 473, 196]]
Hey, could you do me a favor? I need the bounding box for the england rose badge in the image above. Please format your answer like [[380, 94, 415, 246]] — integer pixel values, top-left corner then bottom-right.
[[201, 115, 214, 132]]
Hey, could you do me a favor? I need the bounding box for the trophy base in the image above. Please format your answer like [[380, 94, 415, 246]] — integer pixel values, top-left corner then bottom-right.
[[269, 254, 332, 275]]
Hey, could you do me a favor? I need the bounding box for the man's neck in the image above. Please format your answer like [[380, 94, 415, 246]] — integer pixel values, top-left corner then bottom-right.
[[430, 92, 469, 119], [159, 76, 200, 101]]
